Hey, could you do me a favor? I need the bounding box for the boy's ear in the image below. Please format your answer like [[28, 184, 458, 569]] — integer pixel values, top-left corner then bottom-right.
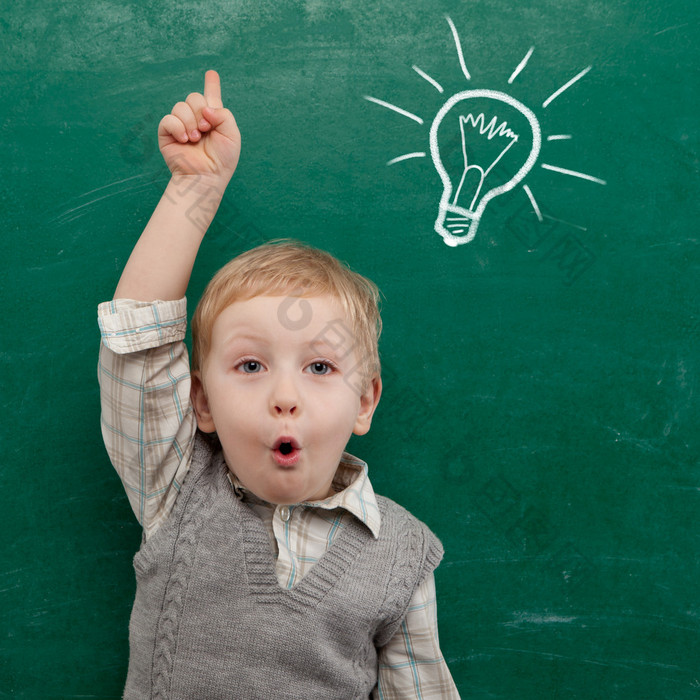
[[190, 371, 216, 433], [353, 374, 382, 436]]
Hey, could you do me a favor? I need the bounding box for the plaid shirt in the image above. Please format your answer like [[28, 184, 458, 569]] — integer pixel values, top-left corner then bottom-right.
[[98, 298, 460, 699]]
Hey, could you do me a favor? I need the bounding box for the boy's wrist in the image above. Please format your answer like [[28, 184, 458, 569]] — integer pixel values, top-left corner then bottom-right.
[[163, 175, 228, 232], [166, 172, 229, 200]]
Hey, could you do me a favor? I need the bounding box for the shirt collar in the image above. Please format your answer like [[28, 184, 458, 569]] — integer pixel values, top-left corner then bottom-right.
[[227, 451, 381, 539]]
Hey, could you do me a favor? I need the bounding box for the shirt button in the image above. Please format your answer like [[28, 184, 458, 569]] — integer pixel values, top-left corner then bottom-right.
[[279, 506, 291, 522]]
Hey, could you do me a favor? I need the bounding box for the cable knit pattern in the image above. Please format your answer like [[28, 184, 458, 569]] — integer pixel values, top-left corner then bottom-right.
[[124, 435, 443, 699], [374, 500, 433, 647], [150, 439, 215, 698]]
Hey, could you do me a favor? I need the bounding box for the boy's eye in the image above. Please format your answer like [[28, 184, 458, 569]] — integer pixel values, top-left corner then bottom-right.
[[307, 361, 332, 375], [238, 360, 262, 373]]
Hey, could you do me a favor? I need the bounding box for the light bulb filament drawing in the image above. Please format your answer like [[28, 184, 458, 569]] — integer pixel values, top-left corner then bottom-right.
[[456, 115, 519, 210], [364, 16, 606, 247]]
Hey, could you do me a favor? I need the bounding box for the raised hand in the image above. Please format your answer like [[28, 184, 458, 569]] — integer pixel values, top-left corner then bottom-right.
[[158, 70, 241, 184], [114, 70, 241, 302]]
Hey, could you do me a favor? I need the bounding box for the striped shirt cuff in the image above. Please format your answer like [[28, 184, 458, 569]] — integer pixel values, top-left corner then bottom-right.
[[98, 298, 188, 354]]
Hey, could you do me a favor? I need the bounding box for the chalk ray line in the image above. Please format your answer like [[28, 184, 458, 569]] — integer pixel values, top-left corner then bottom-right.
[[543, 66, 592, 108], [412, 65, 444, 93], [446, 15, 471, 81], [49, 177, 154, 223], [654, 23, 689, 36], [547, 135, 572, 141], [79, 173, 146, 198], [363, 96, 424, 125], [541, 163, 607, 185], [522, 184, 543, 222], [387, 152, 427, 166], [508, 47, 534, 84], [543, 214, 588, 232]]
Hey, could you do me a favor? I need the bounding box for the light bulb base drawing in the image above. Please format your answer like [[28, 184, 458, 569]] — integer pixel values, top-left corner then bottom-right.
[[435, 204, 479, 247]]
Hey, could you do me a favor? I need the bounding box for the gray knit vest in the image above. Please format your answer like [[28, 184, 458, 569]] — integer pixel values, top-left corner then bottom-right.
[[124, 435, 444, 699]]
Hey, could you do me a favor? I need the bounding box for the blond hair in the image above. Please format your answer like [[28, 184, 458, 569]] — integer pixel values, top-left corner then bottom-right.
[[191, 241, 382, 385]]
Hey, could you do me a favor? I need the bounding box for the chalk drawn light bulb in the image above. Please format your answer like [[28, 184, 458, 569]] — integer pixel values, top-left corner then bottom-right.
[[365, 19, 607, 247], [430, 90, 541, 247]]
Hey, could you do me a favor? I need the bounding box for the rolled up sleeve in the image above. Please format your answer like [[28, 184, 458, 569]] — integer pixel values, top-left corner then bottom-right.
[[98, 298, 188, 354]]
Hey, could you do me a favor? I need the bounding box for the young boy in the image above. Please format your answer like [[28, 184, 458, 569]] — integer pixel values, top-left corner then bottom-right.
[[98, 70, 459, 699]]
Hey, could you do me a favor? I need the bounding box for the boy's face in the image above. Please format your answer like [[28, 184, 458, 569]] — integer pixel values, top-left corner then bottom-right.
[[191, 294, 381, 505]]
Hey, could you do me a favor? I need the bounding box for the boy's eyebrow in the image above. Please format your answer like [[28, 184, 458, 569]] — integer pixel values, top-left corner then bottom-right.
[[220, 329, 270, 348], [309, 337, 354, 358], [217, 330, 356, 359]]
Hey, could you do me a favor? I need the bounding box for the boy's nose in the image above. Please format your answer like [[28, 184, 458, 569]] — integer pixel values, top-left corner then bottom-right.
[[270, 377, 299, 416], [273, 399, 297, 416]]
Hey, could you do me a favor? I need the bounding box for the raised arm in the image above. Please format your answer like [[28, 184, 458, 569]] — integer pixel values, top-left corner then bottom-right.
[[114, 70, 241, 301]]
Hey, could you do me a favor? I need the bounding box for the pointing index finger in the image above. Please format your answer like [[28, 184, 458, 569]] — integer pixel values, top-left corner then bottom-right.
[[204, 70, 223, 108]]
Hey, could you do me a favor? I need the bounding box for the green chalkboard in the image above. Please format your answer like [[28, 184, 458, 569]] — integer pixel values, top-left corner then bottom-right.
[[2, 1, 698, 697]]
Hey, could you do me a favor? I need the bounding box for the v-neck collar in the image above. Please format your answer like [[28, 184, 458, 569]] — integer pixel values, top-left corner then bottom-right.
[[233, 480, 374, 610]]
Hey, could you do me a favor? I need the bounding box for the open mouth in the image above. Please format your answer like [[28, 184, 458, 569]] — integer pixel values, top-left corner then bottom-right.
[[272, 437, 301, 466]]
